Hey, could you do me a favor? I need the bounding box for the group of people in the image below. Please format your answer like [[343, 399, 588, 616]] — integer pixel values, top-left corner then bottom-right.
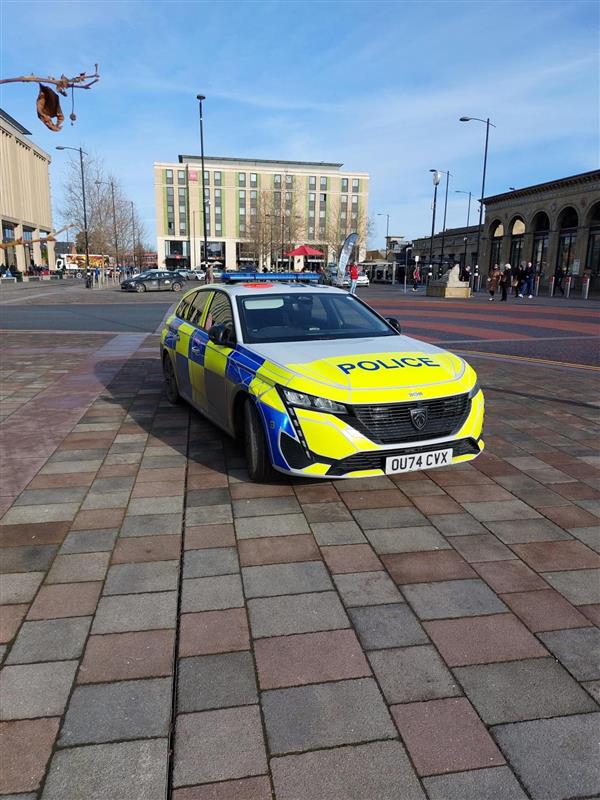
[[486, 262, 567, 301]]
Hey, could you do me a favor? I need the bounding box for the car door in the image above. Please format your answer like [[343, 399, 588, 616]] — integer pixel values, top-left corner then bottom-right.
[[157, 271, 173, 291], [203, 291, 236, 429], [168, 290, 199, 400], [145, 271, 161, 291], [185, 289, 214, 410]]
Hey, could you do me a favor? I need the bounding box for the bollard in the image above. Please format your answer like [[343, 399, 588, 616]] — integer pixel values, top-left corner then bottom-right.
[[582, 275, 590, 300], [534, 275, 540, 297], [403, 273, 407, 294], [548, 276, 555, 296], [565, 275, 572, 298]]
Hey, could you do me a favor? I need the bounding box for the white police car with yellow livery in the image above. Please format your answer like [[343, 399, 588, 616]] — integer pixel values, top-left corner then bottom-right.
[[160, 276, 484, 481]]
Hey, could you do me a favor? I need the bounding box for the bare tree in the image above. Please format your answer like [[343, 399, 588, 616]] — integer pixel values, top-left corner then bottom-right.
[[244, 190, 305, 269], [59, 152, 147, 262]]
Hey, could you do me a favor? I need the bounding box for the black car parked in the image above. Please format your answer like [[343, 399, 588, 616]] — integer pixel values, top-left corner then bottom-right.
[[121, 270, 184, 293]]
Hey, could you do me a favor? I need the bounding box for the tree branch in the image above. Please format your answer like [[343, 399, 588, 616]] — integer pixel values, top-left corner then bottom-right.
[[0, 65, 100, 94]]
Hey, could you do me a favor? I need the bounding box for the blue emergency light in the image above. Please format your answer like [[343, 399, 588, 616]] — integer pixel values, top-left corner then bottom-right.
[[222, 271, 320, 283]]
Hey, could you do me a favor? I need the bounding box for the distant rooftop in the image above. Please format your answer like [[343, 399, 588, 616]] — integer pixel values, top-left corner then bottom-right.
[[178, 155, 344, 169], [484, 170, 600, 203], [0, 108, 32, 135]]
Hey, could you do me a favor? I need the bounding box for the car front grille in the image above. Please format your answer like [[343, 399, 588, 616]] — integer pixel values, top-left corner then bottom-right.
[[340, 394, 471, 444], [327, 438, 480, 476]]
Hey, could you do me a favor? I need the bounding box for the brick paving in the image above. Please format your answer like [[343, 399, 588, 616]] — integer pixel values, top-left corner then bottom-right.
[[0, 331, 599, 799]]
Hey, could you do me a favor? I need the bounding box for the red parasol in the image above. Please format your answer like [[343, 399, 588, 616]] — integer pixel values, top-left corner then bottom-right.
[[285, 245, 324, 257]]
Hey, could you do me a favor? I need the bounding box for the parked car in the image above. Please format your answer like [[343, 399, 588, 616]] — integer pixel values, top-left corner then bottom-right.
[[121, 270, 184, 293], [173, 269, 206, 282], [342, 273, 370, 288]]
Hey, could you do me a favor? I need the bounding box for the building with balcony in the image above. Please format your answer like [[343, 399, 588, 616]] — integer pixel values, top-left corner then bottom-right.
[[154, 156, 369, 270], [0, 108, 55, 272]]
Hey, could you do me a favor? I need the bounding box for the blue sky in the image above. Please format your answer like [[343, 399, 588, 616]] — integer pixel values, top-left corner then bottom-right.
[[1, 0, 598, 248]]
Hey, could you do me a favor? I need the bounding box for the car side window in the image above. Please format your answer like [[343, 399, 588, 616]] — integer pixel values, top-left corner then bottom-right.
[[204, 292, 234, 332], [188, 290, 212, 326], [175, 291, 199, 321]]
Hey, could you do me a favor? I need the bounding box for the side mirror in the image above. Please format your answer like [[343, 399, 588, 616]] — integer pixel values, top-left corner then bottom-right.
[[386, 316, 402, 334], [208, 323, 235, 346]]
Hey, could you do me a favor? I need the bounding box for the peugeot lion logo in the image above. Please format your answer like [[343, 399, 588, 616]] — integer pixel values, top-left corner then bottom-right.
[[410, 408, 428, 431]]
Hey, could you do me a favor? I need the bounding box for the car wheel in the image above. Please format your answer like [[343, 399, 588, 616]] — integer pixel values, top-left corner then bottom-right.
[[135, 283, 146, 293], [171, 282, 182, 292], [162, 353, 180, 404], [244, 399, 275, 482]]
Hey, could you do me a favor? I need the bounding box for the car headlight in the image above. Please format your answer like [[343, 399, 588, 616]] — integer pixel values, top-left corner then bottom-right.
[[467, 381, 481, 399], [281, 387, 347, 414]]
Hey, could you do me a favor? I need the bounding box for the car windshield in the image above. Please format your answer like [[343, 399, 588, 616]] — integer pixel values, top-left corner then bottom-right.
[[237, 292, 395, 343]]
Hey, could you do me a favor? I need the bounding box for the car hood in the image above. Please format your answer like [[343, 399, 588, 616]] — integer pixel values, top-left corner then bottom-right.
[[248, 336, 474, 403]]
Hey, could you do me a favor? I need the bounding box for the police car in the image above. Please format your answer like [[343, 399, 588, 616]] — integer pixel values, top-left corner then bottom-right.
[[160, 279, 484, 481]]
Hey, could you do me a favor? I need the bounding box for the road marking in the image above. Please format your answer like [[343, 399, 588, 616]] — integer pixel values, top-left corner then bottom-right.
[[433, 334, 600, 345], [0, 288, 81, 304], [458, 349, 600, 372]]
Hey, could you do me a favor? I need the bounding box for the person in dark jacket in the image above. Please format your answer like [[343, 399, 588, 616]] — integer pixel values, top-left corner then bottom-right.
[[499, 264, 511, 301], [554, 265, 565, 296]]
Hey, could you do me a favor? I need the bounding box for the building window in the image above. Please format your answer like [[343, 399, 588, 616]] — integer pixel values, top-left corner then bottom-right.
[[274, 191, 281, 207], [178, 187, 186, 199], [215, 223, 222, 235], [250, 173, 257, 187], [309, 176, 316, 190], [341, 195, 348, 206], [179, 222, 187, 235], [179, 205, 186, 215], [239, 207, 246, 216], [250, 190, 257, 201], [214, 188, 222, 202], [239, 190, 246, 202], [285, 175, 293, 187], [341, 210, 346, 219], [352, 195, 358, 205], [214, 171, 221, 186], [238, 172, 246, 186], [320, 176, 327, 190], [274, 174, 281, 187], [341, 178, 348, 192], [166, 169, 173, 184], [309, 210, 315, 218], [352, 178, 359, 192], [319, 210, 326, 219], [178, 170, 186, 185], [203, 170, 210, 185]]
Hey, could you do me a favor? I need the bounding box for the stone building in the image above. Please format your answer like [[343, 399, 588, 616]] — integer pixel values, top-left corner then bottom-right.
[[481, 170, 600, 290], [412, 225, 480, 275], [0, 108, 55, 272]]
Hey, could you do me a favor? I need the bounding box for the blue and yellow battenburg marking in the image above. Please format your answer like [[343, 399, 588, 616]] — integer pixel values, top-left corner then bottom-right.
[[160, 304, 484, 478]]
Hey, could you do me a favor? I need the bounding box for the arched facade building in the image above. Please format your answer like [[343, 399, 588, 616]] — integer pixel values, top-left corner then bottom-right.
[[481, 170, 600, 291]]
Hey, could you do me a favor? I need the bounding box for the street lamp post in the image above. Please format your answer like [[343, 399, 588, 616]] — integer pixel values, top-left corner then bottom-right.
[[130, 201, 136, 271], [428, 170, 442, 273], [56, 146, 90, 272], [459, 116, 495, 272], [196, 95, 209, 269], [377, 212, 390, 259], [96, 179, 120, 272], [455, 189, 472, 269]]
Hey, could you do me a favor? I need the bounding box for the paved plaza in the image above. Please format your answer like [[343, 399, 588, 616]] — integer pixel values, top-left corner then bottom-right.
[[0, 284, 599, 799]]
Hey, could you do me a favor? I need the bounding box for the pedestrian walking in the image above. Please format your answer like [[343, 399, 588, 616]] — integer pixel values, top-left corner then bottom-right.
[[412, 263, 421, 291], [487, 264, 501, 301], [349, 263, 359, 294], [499, 263, 511, 301], [524, 262, 535, 298], [553, 265, 565, 296]]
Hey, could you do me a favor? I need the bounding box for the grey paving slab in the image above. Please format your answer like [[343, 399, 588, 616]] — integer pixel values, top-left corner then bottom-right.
[[186, 487, 231, 507], [173, 706, 267, 787], [120, 513, 182, 537], [15, 487, 88, 505], [6, 617, 91, 664], [0, 660, 77, 719], [0, 545, 57, 573], [90, 476, 136, 494], [1, 794, 37, 799], [262, 677, 396, 754], [352, 507, 428, 529], [126, 496, 183, 516], [242, 561, 332, 598], [81, 492, 131, 510], [570, 525, 600, 553], [59, 678, 172, 745], [584, 680, 600, 703], [302, 501, 353, 523], [103, 561, 179, 595], [92, 591, 177, 633], [39, 459, 102, 475], [186, 505, 233, 525], [484, 518, 572, 543], [181, 574, 244, 612], [543, 569, 600, 605], [271, 740, 426, 800], [59, 529, 118, 554], [492, 714, 600, 800], [310, 520, 367, 545], [46, 552, 110, 583], [402, 579, 508, 619], [248, 592, 349, 638], [178, 651, 258, 712], [183, 547, 239, 578], [538, 628, 600, 681], [369, 645, 461, 703], [333, 571, 403, 607], [365, 526, 450, 554], [429, 514, 488, 536], [423, 767, 528, 800], [455, 658, 598, 724], [349, 603, 428, 649], [50, 448, 107, 463], [0, 572, 44, 604], [1, 503, 80, 525], [41, 738, 168, 800], [234, 513, 310, 539], [233, 496, 301, 518], [462, 500, 541, 522]]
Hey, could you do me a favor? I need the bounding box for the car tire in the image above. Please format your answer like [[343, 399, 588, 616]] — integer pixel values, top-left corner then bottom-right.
[[162, 353, 180, 404], [135, 283, 146, 293], [171, 282, 182, 292], [244, 399, 275, 482]]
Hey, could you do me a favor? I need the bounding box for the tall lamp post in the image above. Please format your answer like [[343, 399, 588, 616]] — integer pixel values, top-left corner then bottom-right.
[[428, 170, 442, 272], [96, 179, 120, 271], [196, 95, 209, 269], [377, 212, 390, 259], [459, 116, 495, 272], [430, 170, 450, 271], [455, 189, 472, 269], [130, 201, 137, 271], [56, 146, 90, 272]]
